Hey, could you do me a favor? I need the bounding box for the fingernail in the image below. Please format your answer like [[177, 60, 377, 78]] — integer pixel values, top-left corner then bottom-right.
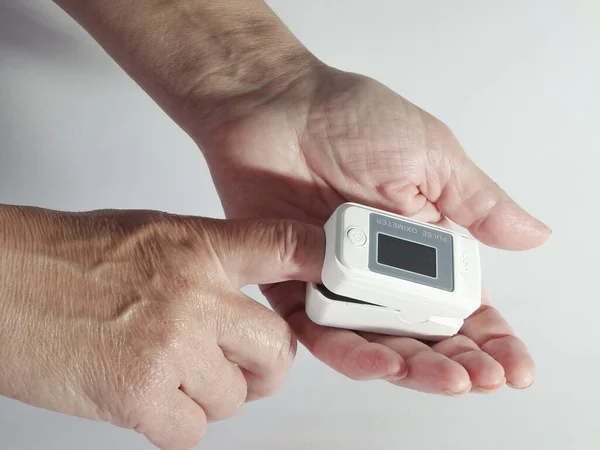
[[507, 379, 534, 390], [472, 378, 506, 394], [389, 371, 408, 381], [442, 382, 472, 397], [384, 364, 408, 382], [535, 218, 552, 234]]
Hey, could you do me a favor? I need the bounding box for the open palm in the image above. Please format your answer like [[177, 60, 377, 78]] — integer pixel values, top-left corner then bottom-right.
[[202, 69, 549, 395]]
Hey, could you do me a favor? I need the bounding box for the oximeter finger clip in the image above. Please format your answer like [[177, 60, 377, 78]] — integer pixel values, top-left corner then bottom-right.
[[305, 202, 482, 341]]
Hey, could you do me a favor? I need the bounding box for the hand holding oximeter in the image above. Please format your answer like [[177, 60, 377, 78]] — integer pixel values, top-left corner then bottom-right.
[[306, 202, 482, 341]]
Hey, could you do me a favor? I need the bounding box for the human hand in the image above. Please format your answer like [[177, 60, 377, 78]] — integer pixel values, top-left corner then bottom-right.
[[53, 0, 547, 396], [198, 67, 551, 395], [0, 206, 323, 449]]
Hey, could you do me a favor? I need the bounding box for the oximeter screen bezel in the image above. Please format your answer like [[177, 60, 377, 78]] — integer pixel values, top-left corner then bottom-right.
[[367, 212, 454, 291]]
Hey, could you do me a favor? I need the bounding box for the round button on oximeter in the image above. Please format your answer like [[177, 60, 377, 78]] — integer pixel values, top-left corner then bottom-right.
[[305, 202, 482, 341]]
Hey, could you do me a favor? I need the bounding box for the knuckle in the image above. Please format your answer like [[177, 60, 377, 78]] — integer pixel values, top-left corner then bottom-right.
[[272, 219, 312, 268], [248, 385, 275, 401], [126, 300, 189, 356], [252, 377, 284, 399], [151, 316, 188, 354], [266, 317, 297, 374], [117, 359, 176, 429], [239, 309, 297, 385], [131, 359, 173, 403], [247, 368, 285, 399], [215, 380, 247, 421], [116, 315, 187, 399], [228, 377, 249, 407]]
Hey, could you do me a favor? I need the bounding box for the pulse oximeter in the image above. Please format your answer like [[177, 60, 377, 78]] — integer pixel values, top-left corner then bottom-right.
[[305, 202, 481, 341]]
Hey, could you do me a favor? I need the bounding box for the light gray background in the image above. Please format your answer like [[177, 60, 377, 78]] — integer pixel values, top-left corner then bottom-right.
[[1, 1, 598, 449]]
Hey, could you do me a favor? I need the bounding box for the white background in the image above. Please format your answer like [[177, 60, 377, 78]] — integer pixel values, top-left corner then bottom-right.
[[1, 1, 598, 449]]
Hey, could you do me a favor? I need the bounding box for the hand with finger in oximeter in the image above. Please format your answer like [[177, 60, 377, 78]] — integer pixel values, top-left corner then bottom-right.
[[0, 1, 551, 449]]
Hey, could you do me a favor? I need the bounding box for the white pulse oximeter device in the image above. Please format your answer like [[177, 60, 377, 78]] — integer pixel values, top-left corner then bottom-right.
[[306, 202, 481, 341]]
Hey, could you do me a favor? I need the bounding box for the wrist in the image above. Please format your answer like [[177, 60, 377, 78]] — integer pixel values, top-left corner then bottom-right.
[[188, 41, 323, 147], [181, 25, 323, 146], [0, 205, 48, 399], [171, 4, 326, 147], [55, 0, 325, 148]]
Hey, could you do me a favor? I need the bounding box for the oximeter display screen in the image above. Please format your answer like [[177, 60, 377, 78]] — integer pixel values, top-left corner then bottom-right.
[[377, 233, 437, 278]]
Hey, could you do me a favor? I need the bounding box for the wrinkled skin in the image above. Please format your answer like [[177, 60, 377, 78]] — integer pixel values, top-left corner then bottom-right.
[[0, 206, 325, 449], [201, 68, 550, 395]]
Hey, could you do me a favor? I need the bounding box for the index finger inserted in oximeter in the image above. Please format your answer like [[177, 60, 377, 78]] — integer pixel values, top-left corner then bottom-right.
[[305, 202, 481, 341]]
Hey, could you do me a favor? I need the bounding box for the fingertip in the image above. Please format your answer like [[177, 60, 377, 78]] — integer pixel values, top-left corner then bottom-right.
[[507, 379, 535, 390], [451, 351, 506, 389], [505, 361, 536, 390], [388, 351, 471, 395], [470, 201, 552, 251], [431, 334, 506, 390], [442, 381, 472, 397], [343, 342, 406, 381], [471, 376, 506, 394], [481, 336, 536, 390], [438, 155, 551, 251]]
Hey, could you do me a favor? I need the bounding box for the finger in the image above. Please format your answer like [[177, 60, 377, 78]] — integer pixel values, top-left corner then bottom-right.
[[432, 217, 453, 229], [180, 349, 247, 422], [435, 152, 551, 250], [216, 291, 297, 398], [406, 200, 443, 224], [263, 281, 407, 380], [206, 218, 325, 288], [460, 304, 535, 389], [359, 332, 471, 395], [431, 334, 505, 391], [377, 184, 443, 224], [140, 389, 207, 450]]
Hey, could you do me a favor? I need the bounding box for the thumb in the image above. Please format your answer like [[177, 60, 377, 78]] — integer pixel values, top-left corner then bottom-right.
[[208, 219, 325, 288], [436, 155, 551, 250]]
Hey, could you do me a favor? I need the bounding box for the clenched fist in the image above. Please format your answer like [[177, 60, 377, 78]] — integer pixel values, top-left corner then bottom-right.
[[0, 205, 324, 449]]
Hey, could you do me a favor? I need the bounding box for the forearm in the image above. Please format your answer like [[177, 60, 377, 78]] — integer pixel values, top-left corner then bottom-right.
[[53, 0, 322, 142]]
